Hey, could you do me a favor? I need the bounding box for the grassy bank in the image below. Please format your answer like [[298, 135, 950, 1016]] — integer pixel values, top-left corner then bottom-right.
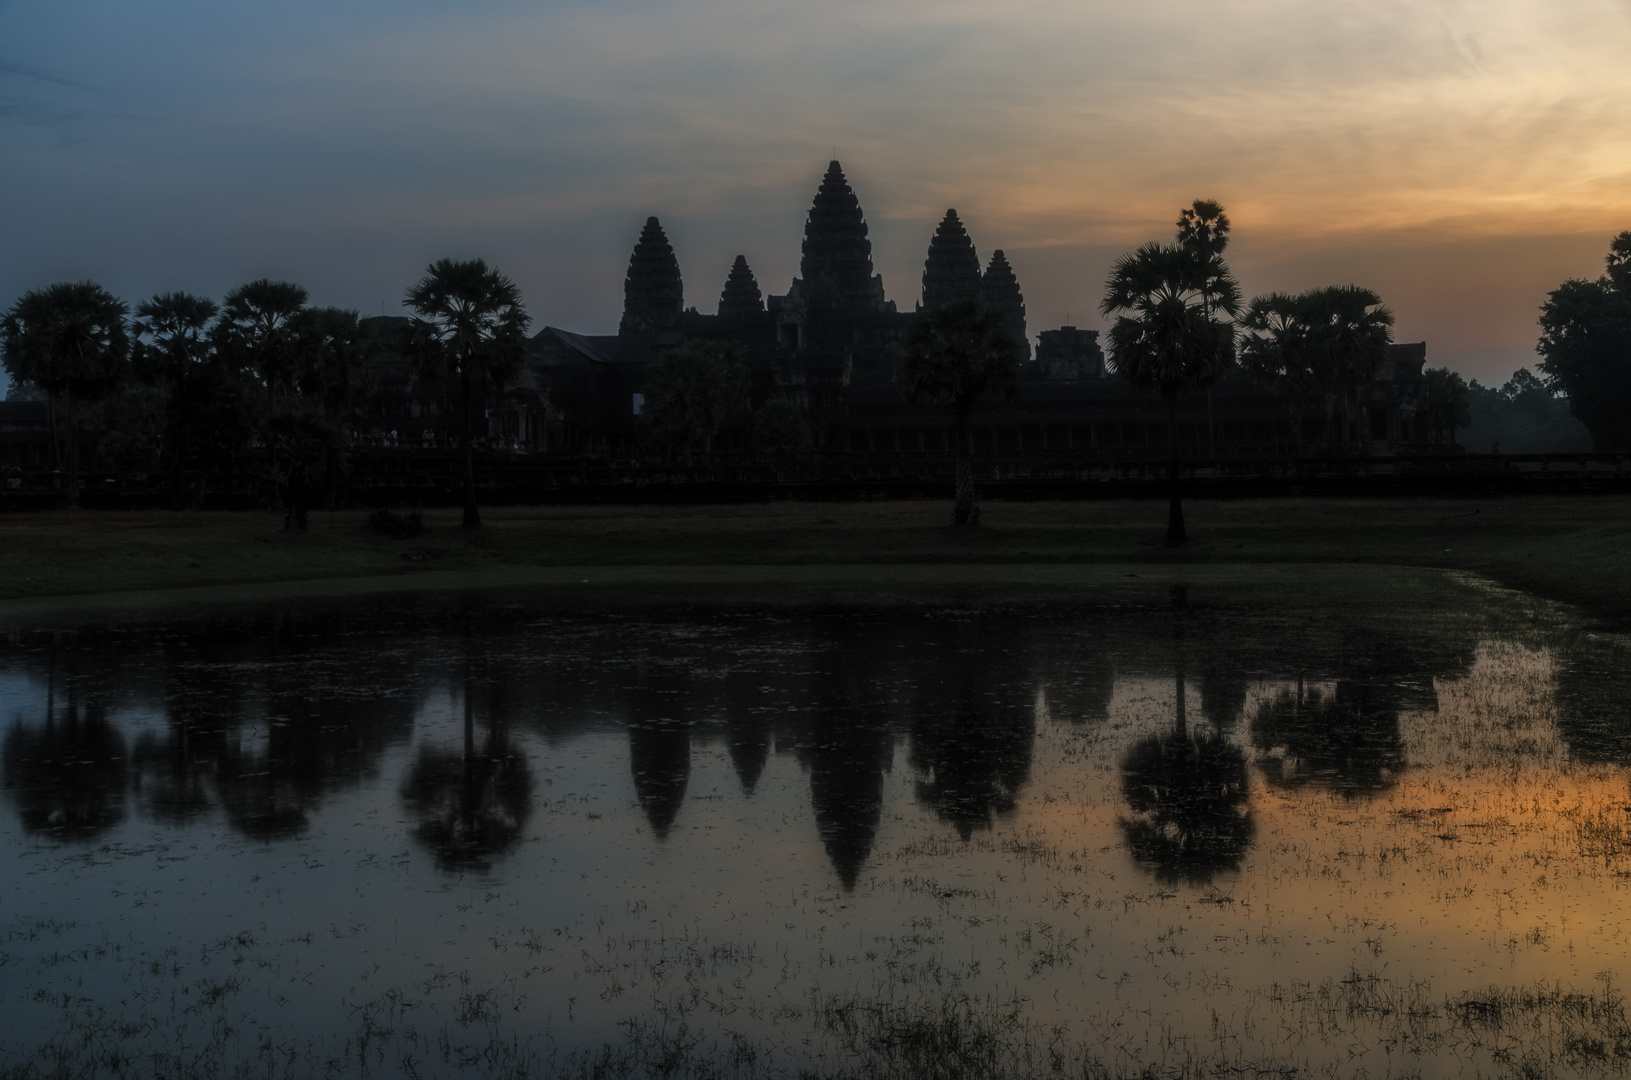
[[1, 496, 1627, 622]]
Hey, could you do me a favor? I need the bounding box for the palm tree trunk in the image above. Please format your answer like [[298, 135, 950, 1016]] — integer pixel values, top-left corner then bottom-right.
[[46, 397, 61, 470], [952, 408, 976, 526], [461, 370, 480, 529], [65, 394, 79, 508], [1165, 395, 1186, 544]]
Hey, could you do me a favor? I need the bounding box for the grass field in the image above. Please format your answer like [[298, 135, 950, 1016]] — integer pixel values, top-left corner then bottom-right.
[[0, 495, 1627, 622]]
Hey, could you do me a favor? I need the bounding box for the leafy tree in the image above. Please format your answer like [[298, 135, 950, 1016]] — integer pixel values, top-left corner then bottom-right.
[[290, 307, 379, 417], [1101, 243, 1235, 544], [265, 308, 379, 530], [1462, 368, 1591, 454], [0, 281, 130, 505], [97, 383, 169, 471], [404, 258, 529, 529], [640, 340, 750, 460], [1536, 231, 1631, 451], [752, 395, 811, 455], [132, 292, 257, 506], [1424, 367, 1471, 446], [898, 297, 1017, 526]]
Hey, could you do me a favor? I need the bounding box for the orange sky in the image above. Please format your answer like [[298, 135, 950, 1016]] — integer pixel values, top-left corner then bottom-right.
[[3, 0, 1629, 382]]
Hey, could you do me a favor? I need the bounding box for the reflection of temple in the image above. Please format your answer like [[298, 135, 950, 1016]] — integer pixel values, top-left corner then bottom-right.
[[357, 161, 1450, 460]]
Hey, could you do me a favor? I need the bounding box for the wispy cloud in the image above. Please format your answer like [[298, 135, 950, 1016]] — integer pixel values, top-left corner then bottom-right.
[[1, 0, 1627, 377]]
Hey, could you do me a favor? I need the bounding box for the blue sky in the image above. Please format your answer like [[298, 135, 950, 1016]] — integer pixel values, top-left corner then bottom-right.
[[4, 0, 1630, 381]]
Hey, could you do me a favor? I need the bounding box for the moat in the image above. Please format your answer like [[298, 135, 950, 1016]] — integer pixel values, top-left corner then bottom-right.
[[4, 574, 1631, 1078]]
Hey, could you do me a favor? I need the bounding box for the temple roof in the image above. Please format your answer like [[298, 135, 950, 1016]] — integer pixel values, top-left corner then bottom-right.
[[799, 161, 882, 311], [620, 216, 684, 337], [922, 209, 982, 310]]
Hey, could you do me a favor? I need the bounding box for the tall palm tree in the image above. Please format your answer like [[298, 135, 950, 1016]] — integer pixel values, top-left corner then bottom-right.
[[898, 297, 1017, 526], [403, 258, 529, 529], [0, 281, 129, 506], [1176, 200, 1240, 456], [1101, 243, 1236, 544]]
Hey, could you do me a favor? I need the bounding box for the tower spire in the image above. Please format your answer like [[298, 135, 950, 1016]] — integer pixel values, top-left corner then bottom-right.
[[921, 210, 982, 310], [981, 249, 1029, 361], [718, 255, 764, 319], [620, 216, 683, 336], [799, 161, 886, 312]]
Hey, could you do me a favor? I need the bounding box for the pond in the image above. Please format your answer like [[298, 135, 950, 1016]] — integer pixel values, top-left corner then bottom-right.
[[3, 571, 1631, 1079]]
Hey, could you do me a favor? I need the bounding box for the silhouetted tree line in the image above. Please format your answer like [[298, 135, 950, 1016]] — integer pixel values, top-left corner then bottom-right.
[[0, 258, 529, 529]]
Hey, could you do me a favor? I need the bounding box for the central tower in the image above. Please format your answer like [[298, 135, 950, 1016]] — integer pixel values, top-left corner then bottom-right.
[[798, 161, 890, 312]]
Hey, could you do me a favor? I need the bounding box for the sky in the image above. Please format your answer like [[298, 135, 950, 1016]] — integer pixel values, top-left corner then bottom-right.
[[4, 0, 1630, 384]]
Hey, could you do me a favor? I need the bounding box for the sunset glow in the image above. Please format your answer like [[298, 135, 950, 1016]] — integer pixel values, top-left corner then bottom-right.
[[4, 0, 1630, 379]]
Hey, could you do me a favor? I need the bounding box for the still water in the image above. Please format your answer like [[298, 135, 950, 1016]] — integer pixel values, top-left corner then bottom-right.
[[3, 574, 1631, 1078]]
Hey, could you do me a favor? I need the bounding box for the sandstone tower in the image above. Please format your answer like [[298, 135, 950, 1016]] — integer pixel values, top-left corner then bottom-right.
[[620, 216, 683, 336], [980, 249, 1029, 361], [798, 161, 889, 312], [921, 210, 982, 310], [718, 255, 764, 319]]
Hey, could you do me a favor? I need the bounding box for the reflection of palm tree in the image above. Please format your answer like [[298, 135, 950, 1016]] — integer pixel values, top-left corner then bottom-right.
[[1119, 658, 1253, 884], [402, 675, 532, 872], [628, 719, 690, 838], [1251, 680, 1402, 795], [2, 673, 127, 839]]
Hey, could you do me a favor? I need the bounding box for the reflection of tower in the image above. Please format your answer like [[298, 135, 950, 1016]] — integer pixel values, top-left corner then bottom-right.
[[629, 719, 690, 839], [808, 710, 890, 889], [725, 710, 770, 796]]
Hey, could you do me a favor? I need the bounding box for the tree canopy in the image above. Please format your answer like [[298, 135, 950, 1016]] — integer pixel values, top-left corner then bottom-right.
[[640, 339, 750, 458], [898, 296, 1017, 525], [1, 281, 130, 504], [404, 258, 530, 528], [1537, 232, 1631, 452]]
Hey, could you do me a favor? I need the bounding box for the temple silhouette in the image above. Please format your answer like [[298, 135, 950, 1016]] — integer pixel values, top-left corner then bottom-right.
[[456, 160, 1443, 459]]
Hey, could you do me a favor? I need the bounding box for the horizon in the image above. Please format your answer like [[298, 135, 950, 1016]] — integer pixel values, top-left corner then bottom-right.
[[5, 0, 1630, 384]]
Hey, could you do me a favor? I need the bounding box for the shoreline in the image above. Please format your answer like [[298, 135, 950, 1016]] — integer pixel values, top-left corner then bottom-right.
[[1, 497, 1626, 625]]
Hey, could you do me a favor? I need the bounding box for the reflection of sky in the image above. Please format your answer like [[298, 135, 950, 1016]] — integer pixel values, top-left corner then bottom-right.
[[4, 633, 1630, 1074], [4, 0, 1630, 381]]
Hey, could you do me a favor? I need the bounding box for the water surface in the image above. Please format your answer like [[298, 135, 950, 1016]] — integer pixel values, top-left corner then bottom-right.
[[3, 574, 1631, 1078]]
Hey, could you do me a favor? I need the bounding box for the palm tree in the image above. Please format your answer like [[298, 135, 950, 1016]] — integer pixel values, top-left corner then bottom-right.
[[1176, 200, 1239, 456], [1101, 244, 1236, 544], [898, 297, 1018, 526], [0, 281, 130, 506], [403, 258, 529, 529], [214, 280, 309, 405], [1305, 285, 1394, 450], [1239, 292, 1321, 451]]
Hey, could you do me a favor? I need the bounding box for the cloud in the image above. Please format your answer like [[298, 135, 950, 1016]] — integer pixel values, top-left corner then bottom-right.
[[1, 0, 1628, 374]]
